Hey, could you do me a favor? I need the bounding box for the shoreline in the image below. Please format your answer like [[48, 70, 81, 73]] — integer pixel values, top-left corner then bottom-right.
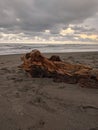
[[0, 50, 98, 56]]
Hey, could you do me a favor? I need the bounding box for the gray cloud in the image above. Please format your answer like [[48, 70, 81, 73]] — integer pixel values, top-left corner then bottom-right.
[[0, 0, 98, 42]]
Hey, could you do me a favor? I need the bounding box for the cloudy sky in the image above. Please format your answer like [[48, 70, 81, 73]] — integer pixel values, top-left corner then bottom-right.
[[0, 0, 98, 43]]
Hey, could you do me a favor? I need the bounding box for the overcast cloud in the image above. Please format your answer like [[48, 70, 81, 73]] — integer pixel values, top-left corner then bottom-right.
[[0, 0, 98, 43]]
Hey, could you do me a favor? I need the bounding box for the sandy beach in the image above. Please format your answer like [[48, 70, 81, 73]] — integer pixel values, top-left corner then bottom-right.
[[0, 51, 98, 130]]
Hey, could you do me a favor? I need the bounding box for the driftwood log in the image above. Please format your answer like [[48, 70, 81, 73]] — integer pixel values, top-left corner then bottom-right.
[[20, 50, 98, 88]]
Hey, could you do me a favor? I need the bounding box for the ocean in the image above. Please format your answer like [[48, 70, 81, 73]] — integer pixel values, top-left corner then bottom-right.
[[0, 43, 98, 55]]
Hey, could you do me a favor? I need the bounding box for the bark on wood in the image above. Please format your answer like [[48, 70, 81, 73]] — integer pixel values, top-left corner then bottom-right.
[[20, 50, 98, 88]]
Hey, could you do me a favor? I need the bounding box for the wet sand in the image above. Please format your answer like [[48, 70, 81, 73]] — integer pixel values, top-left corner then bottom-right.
[[0, 52, 98, 130]]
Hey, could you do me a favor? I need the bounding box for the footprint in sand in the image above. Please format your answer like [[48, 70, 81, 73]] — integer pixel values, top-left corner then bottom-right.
[[80, 105, 98, 115], [28, 119, 45, 130], [0, 67, 12, 73], [29, 96, 56, 113], [89, 127, 98, 130]]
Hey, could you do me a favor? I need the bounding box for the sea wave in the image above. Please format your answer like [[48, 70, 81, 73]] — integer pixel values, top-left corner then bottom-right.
[[0, 43, 98, 55]]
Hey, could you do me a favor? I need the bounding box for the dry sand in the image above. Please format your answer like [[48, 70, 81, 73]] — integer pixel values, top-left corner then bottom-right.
[[0, 52, 98, 130]]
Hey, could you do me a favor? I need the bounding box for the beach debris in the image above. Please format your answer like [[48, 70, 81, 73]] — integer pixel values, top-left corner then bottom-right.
[[20, 50, 98, 88], [49, 55, 62, 61]]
